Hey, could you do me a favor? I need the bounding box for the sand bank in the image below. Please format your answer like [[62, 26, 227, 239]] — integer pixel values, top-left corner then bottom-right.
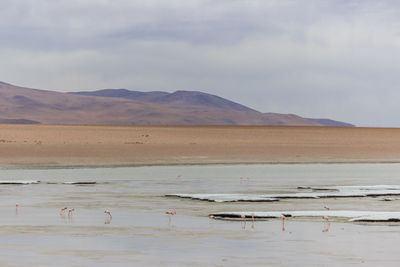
[[0, 125, 399, 167]]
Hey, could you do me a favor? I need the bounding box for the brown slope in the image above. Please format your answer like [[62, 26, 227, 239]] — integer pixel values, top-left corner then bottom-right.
[[71, 89, 257, 112], [0, 82, 353, 126], [0, 82, 166, 124], [71, 87, 354, 126]]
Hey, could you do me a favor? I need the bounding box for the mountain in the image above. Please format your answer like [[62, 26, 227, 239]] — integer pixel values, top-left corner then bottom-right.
[[71, 89, 169, 103], [0, 81, 354, 126], [70, 89, 256, 112]]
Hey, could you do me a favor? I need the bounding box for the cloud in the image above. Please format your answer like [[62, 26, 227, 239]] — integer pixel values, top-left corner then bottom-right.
[[1, 0, 400, 126], [0, 0, 291, 48]]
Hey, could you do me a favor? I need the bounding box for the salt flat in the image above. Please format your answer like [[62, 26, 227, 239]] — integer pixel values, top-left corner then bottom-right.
[[0, 125, 400, 167]]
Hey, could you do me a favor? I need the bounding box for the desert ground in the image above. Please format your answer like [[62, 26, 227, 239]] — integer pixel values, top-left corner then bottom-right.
[[0, 124, 399, 167]]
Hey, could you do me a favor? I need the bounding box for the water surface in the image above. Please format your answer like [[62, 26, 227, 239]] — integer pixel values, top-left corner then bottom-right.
[[1, 164, 400, 266]]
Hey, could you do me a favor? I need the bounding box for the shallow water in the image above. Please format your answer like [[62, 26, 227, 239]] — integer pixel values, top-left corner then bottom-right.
[[1, 164, 400, 266]]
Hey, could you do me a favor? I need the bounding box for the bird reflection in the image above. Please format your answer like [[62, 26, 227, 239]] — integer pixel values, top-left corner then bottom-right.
[[322, 216, 330, 233]]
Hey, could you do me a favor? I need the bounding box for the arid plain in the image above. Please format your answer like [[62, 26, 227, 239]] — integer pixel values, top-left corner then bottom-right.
[[0, 124, 399, 167]]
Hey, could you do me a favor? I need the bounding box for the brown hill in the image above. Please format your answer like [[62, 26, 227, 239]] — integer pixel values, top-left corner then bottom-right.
[[0, 81, 354, 126], [71, 89, 256, 112]]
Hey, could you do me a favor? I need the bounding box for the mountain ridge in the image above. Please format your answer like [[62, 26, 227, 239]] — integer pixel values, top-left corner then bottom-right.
[[0, 82, 354, 126], [70, 89, 257, 112]]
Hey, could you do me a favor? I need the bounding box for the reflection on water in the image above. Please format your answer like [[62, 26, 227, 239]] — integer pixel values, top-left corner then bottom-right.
[[0, 164, 400, 265]]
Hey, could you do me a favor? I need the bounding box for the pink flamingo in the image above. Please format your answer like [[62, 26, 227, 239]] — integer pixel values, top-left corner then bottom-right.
[[60, 207, 68, 215], [323, 215, 329, 222], [104, 209, 112, 219], [208, 214, 214, 219], [241, 214, 246, 229], [324, 205, 330, 211], [166, 211, 176, 225], [282, 215, 286, 232], [68, 208, 74, 217], [251, 213, 255, 229]]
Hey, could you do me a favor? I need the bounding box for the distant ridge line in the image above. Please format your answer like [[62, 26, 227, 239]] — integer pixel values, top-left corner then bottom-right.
[[0, 81, 354, 126], [70, 89, 257, 112]]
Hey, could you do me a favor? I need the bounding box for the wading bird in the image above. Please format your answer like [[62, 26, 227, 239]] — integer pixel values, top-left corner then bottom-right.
[[60, 207, 68, 215], [68, 208, 74, 216], [251, 213, 255, 229], [241, 214, 246, 229], [104, 209, 112, 218]]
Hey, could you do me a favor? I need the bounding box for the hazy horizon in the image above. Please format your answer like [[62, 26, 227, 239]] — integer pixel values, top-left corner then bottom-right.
[[1, 1, 399, 126]]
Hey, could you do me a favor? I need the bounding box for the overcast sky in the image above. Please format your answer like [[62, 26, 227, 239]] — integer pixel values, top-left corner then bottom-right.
[[1, 0, 400, 126]]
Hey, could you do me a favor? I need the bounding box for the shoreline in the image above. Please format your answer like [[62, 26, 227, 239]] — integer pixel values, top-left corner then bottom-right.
[[3, 160, 400, 170]]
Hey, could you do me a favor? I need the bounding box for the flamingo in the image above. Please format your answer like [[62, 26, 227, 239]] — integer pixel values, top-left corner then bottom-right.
[[104, 209, 112, 219], [251, 213, 255, 229], [68, 208, 74, 216], [282, 215, 286, 232], [166, 211, 176, 226], [324, 205, 330, 211], [241, 214, 246, 229], [323, 215, 329, 222], [60, 207, 68, 215]]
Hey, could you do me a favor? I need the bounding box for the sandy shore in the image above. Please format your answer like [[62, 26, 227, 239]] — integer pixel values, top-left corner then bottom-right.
[[0, 124, 399, 167]]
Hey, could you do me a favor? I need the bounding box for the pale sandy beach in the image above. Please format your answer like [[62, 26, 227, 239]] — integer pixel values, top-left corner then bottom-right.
[[0, 124, 399, 167]]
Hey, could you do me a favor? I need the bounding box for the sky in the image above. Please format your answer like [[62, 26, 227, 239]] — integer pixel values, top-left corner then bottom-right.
[[1, 0, 400, 127]]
